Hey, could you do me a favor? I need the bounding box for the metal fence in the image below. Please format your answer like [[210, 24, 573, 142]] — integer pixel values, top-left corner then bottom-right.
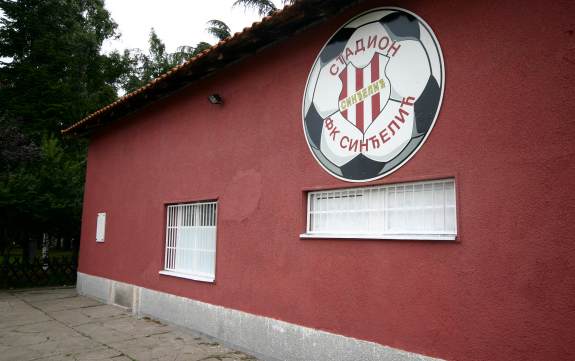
[[0, 256, 77, 289]]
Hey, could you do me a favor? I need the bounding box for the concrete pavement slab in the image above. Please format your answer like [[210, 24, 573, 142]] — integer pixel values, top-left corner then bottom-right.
[[0, 298, 51, 328], [49, 304, 130, 327], [28, 294, 101, 312], [12, 287, 77, 303], [0, 287, 257, 361], [74, 314, 171, 344], [32, 346, 124, 360], [0, 319, 102, 360]]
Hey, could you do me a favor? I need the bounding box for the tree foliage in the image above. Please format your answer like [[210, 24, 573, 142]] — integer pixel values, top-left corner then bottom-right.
[[0, 0, 129, 256], [0, 116, 40, 169], [0, 0, 130, 135], [233, 0, 277, 16], [121, 29, 212, 93], [233, 0, 294, 16], [206, 20, 231, 41]]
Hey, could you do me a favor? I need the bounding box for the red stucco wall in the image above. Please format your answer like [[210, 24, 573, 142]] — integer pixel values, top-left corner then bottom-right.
[[79, 0, 575, 360]]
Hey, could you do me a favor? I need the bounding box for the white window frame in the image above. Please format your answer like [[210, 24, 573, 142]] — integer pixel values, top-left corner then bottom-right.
[[301, 178, 457, 241], [159, 201, 218, 283]]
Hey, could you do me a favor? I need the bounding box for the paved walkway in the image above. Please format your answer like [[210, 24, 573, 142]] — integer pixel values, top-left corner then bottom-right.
[[0, 288, 258, 361]]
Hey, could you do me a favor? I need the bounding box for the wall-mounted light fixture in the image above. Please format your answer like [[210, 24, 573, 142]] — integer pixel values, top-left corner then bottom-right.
[[208, 94, 223, 105]]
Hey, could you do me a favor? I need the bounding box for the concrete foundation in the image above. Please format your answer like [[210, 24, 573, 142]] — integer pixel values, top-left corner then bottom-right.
[[77, 272, 442, 361]]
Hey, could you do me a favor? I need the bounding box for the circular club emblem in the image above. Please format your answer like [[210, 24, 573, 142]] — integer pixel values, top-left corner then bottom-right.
[[302, 8, 444, 182]]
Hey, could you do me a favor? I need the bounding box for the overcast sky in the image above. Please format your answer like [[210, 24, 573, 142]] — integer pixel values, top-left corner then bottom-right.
[[103, 0, 285, 54]]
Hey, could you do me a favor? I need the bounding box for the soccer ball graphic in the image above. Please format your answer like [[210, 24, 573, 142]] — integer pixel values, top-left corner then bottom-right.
[[302, 8, 444, 182]]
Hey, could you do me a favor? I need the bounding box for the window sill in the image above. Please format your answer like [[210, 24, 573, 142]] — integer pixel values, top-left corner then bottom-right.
[[159, 270, 215, 283], [299, 233, 457, 241]]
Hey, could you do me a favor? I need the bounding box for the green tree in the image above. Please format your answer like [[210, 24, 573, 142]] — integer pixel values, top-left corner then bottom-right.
[[193, 42, 212, 54], [0, 116, 40, 170], [0, 0, 129, 258], [206, 20, 231, 41], [0, 114, 39, 257], [0, 0, 130, 136], [233, 0, 294, 16], [121, 29, 212, 93], [233, 0, 277, 16], [0, 136, 84, 258]]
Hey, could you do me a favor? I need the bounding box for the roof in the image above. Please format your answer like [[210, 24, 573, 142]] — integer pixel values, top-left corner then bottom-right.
[[62, 0, 363, 136]]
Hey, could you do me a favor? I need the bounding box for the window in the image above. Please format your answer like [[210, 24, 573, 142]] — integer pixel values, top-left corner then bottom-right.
[[96, 212, 106, 242], [302, 179, 457, 240], [160, 201, 218, 282]]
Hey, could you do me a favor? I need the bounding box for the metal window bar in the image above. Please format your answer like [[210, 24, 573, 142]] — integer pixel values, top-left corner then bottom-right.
[[306, 179, 457, 238], [164, 201, 217, 278]]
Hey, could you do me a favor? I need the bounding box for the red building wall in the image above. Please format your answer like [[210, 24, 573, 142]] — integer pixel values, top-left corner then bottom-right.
[[79, 0, 575, 360]]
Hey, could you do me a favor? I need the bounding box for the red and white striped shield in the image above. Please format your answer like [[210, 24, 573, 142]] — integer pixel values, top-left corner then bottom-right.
[[338, 53, 389, 134]]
